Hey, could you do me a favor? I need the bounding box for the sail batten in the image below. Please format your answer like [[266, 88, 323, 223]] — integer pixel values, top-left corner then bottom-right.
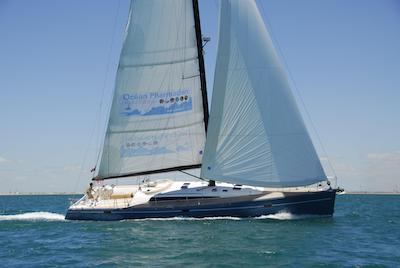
[[200, 0, 326, 187], [97, 0, 208, 180]]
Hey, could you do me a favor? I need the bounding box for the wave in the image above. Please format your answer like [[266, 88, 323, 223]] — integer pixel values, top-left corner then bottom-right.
[[255, 212, 298, 220], [0, 212, 316, 222], [129, 213, 304, 222], [129, 216, 242, 222], [0, 212, 65, 221], [256, 212, 325, 220]]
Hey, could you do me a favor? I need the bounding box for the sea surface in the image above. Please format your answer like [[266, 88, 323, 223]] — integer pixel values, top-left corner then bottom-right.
[[0, 194, 399, 267]]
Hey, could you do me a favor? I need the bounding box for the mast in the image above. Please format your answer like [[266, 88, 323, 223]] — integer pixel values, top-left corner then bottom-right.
[[192, 0, 215, 185], [192, 0, 209, 131]]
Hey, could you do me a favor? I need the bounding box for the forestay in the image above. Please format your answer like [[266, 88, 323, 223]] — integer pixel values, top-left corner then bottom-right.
[[201, 0, 326, 187], [97, 0, 208, 179]]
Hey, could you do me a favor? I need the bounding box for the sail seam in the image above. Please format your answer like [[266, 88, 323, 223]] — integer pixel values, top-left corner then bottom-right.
[[214, 132, 308, 137], [133, 46, 197, 54], [119, 56, 198, 68], [107, 120, 205, 134]]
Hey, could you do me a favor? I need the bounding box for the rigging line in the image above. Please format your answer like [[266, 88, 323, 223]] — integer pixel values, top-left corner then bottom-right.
[[94, 0, 123, 168], [73, 110, 98, 192], [258, 1, 338, 182], [74, 0, 122, 190]]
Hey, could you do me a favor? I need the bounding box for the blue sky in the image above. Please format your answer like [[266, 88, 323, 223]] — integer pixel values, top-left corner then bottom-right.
[[0, 0, 399, 193]]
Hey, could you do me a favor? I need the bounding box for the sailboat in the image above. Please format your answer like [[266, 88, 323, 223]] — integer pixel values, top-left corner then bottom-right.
[[66, 0, 336, 221]]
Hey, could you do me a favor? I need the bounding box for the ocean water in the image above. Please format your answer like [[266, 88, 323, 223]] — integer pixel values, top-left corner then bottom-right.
[[0, 195, 399, 267]]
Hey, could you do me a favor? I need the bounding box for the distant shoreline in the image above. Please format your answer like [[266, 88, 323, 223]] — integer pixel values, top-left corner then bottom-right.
[[345, 191, 400, 195], [1, 192, 399, 196], [0, 193, 81, 196]]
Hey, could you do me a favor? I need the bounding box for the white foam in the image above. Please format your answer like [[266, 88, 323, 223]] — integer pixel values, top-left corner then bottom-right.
[[128, 213, 311, 222], [256, 212, 297, 220], [129, 216, 242, 221], [256, 212, 323, 220], [0, 212, 316, 222], [0, 212, 65, 221]]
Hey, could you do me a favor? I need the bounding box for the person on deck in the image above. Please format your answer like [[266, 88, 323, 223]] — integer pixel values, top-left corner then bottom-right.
[[86, 183, 94, 199]]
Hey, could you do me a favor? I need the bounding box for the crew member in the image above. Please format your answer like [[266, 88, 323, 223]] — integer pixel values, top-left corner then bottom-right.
[[86, 183, 94, 199]]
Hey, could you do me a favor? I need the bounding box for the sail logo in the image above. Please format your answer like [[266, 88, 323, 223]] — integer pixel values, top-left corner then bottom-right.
[[120, 132, 193, 158], [120, 88, 193, 117]]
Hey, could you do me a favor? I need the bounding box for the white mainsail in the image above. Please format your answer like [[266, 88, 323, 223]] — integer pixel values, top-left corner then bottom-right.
[[97, 0, 208, 179], [201, 0, 326, 187]]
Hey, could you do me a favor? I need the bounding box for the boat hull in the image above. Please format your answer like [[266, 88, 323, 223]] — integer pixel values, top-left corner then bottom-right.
[[65, 189, 336, 221]]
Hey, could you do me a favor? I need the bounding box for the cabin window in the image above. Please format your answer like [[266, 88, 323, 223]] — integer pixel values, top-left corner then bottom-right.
[[181, 182, 190, 189], [233, 184, 242, 190]]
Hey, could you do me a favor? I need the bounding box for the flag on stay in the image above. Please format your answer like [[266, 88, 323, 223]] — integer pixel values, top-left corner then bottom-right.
[[90, 167, 96, 173]]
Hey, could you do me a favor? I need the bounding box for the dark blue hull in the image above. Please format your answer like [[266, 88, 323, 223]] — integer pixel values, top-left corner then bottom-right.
[[65, 189, 336, 221]]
